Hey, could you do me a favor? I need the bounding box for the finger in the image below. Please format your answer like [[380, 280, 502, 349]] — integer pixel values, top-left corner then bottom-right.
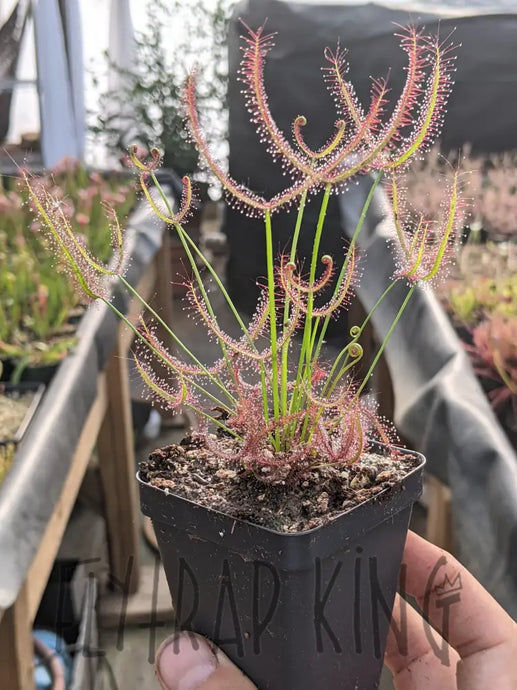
[[385, 593, 458, 690], [402, 532, 516, 659], [156, 631, 257, 690], [402, 532, 517, 688]]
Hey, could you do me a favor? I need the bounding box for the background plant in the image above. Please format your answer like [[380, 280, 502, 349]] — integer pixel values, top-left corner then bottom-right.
[[404, 145, 517, 241], [0, 160, 135, 377], [438, 252, 517, 429], [441, 272, 517, 326], [91, 0, 233, 177], [466, 315, 517, 427], [31, 24, 465, 478]]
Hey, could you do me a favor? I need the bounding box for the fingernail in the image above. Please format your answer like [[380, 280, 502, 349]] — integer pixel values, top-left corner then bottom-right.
[[156, 632, 218, 690]]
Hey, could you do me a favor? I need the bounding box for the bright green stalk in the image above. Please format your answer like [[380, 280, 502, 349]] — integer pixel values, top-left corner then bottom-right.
[[99, 295, 238, 433], [280, 189, 308, 418], [289, 184, 331, 420], [313, 171, 383, 364], [356, 285, 415, 397], [118, 275, 235, 403], [304, 183, 332, 363], [265, 210, 280, 449]]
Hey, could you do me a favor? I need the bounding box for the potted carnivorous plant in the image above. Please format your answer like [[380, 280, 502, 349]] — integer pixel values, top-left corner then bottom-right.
[[27, 23, 465, 690]]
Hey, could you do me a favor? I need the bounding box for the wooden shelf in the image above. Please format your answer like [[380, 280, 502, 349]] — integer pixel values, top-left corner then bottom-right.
[[0, 235, 173, 690]]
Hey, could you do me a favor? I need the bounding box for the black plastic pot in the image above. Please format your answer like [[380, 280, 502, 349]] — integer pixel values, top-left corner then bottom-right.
[[18, 362, 60, 385], [1, 359, 60, 385], [138, 448, 425, 690], [0, 358, 13, 382]]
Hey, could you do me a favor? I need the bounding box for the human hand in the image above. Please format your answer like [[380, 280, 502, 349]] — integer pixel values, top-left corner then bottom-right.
[[155, 532, 517, 689], [155, 632, 255, 690], [385, 531, 517, 689]]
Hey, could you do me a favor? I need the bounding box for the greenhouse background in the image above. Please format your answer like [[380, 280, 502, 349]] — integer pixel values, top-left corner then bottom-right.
[[0, 1, 516, 689]]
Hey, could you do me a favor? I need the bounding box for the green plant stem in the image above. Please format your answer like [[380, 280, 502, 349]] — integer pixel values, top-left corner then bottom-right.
[[324, 279, 400, 395], [356, 284, 415, 397], [280, 189, 308, 419], [265, 210, 280, 449], [312, 171, 383, 369], [118, 275, 235, 403], [101, 296, 237, 433], [150, 173, 272, 418], [289, 184, 331, 421]]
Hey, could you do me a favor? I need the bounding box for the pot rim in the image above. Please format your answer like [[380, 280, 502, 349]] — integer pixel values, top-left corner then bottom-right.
[[138, 443, 425, 539]]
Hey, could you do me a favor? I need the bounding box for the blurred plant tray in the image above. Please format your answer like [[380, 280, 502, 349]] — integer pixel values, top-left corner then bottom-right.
[[0, 382, 46, 444]]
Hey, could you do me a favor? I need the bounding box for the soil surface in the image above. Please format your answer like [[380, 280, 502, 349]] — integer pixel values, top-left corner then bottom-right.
[[139, 437, 420, 533], [0, 390, 34, 442]]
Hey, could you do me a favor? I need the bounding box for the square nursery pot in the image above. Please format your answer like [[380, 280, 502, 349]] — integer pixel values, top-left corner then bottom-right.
[[138, 447, 425, 690], [0, 358, 60, 385]]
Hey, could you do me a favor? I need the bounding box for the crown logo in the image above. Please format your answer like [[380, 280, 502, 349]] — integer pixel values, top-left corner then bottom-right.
[[435, 572, 463, 597]]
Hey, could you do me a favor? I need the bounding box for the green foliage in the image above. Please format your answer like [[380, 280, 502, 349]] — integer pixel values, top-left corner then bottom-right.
[[442, 269, 517, 326], [91, 0, 232, 175], [440, 249, 517, 415], [0, 161, 135, 374]]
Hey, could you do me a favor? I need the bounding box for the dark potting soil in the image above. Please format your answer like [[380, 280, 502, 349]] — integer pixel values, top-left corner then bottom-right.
[[139, 437, 420, 533]]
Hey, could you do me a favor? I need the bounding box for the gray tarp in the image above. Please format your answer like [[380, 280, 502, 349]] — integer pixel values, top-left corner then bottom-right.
[[224, 0, 517, 614], [340, 179, 517, 616]]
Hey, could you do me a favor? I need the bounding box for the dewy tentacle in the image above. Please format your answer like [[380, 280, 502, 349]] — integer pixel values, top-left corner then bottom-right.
[[387, 32, 457, 168], [185, 74, 317, 214], [279, 254, 335, 295], [185, 282, 302, 362], [134, 355, 189, 410], [313, 76, 390, 181], [139, 171, 193, 225], [293, 117, 347, 159], [390, 167, 466, 283], [279, 246, 357, 318], [246, 288, 271, 339], [186, 22, 455, 213], [321, 43, 366, 132], [317, 28, 436, 183], [311, 245, 357, 317], [239, 22, 314, 176], [128, 145, 162, 172], [421, 169, 461, 281], [137, 319, 227, 379], [184, 72, 271, 213]]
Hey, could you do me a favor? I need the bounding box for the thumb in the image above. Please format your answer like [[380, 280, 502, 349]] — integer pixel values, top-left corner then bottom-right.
[[156, 631, 257, 690]]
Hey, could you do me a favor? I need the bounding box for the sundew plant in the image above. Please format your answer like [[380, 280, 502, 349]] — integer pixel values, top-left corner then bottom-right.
[[27, 24, 466, 478]]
